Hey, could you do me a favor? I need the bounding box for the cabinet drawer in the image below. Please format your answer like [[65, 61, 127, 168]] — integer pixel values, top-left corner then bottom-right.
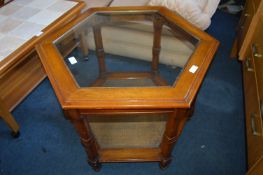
[[251, 15, 263, 100], [243, 53, 263, 168], [246, 155, 263, 175], [238, 0, 256, 49]]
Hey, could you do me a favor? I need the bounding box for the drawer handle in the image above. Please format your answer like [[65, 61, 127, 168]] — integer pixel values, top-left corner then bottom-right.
[[245, 57, 254, 72], [244, 13, 250, 17], [251, 113, 261, 136], [252, 44, 262, 58]]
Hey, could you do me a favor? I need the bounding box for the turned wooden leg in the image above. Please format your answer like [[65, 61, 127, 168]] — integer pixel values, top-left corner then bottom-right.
[[66, 110, 101, 171], [87, 157, 101, 172], [159, 109, 188, 169], [93, 25, 106, 76], [0, 98, 20, 138], [230, 38, 238, 58], [187, 98, 196, 121], [62, 110, 70, 120], [152, 14, 163, 74], [77, 30, 89, 57]]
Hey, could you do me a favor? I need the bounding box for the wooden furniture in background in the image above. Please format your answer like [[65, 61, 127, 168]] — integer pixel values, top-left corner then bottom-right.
[[232, 0, 263, 174], [239, 0, 263, 60], [0, 1, 85, 111], [0, 98, 19, 137], [232, 0, 262, 60], [0, 1, 85, 137], [36, 6, 219, 171], [242, 11, 263, 174], [0, 51, 46, 111], [247, 155, 263, 175]]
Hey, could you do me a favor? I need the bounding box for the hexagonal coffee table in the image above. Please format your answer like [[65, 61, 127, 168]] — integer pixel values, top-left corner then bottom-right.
[[36, 6, 219, 171]]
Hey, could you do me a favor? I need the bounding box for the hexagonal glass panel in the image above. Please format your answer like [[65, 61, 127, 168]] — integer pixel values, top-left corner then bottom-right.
[[54, 11, 199, 87]]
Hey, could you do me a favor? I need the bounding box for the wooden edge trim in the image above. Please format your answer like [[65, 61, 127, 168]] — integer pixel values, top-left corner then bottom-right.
[[184, 39, 219, 104], [80, 109, 173, 116], [35, 44, 68, 107]]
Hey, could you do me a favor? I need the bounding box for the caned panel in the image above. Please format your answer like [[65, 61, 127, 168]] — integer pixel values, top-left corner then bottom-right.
[[87, 114, 168, 149]]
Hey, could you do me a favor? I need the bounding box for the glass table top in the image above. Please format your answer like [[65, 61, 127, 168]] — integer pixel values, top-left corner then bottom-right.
[[54, 11, 199, 88]]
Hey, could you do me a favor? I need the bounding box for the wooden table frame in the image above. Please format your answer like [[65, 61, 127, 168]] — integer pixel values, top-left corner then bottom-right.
[[64, 107, 194, 171], [0, 1, 85, 137], [36, 6, 219, 171]]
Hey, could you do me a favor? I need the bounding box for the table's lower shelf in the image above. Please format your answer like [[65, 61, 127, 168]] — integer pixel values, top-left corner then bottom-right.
[[65, 108, 193, 171], [99, 148, 162, 162], [91, 72, 168, 87]]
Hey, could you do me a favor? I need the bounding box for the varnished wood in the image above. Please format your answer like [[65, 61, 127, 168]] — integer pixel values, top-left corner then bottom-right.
[[66, 109, 101, 171], [160, 109, 189, 168], [90, 72, 168, 87], [90, 76, 107, 87], [78, 30, 90, 56], [246, 155, 263, 175], [37, 42, 218, 109], [0, 1, 85, 112], [93, 26, 106, 75], [0, 51, 46, 111], [80, 109, 173, 116], [99, 148, 161, 162], [56, 29, 90, 58], [109, 14, 152, 23], [230, 38, 238, 58], [243, 50, 263, 168], [152, 14, 163, 74], [251, 15, 263, 101], [36, 6, 219, 171], [0, 1, 85, 74], [56, 32, 80, 57], [0, 97, 19, 134], [104, 72, 153, 79], [241, 7, 263, 174], [232, 0, 263, 60], [151, 74, 168, 86]]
